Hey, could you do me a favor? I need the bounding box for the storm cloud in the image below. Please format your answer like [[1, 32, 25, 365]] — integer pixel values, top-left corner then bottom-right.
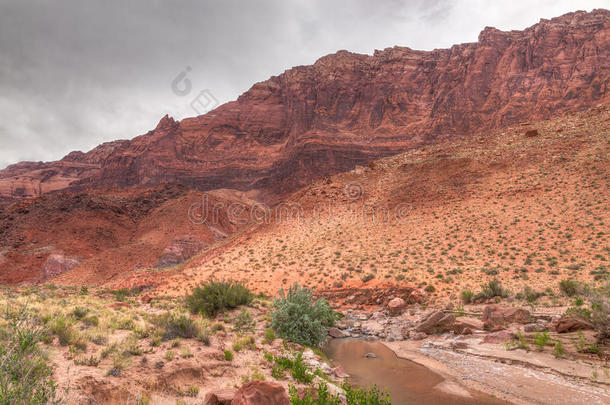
[[0, 0, 607, 168]]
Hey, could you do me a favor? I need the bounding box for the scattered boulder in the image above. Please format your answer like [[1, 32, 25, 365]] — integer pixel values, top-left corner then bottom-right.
[[524, 128, 539, 137], [361, 320, 384, 336], [387, 297, 406, 315], [482, 305, 531, 331], [523, 323, 549, 333], [156, 235, 207, 268], [482, 330, 515, 344], [328, 327, 348, 338], [552, 317, 594, 333], [332, 366, 349, 378], [43, 254, 81, 280], [386, 327, 404, 342], [453, 317, 483, 334], [204, 388, 237, 405], [232, 381, 289, 405], [416, 311, 455, 334], [363, 352, 377, 358], [411, 332, 427, 340]]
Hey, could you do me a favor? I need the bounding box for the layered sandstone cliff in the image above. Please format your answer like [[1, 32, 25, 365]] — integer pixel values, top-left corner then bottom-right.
[[1, 9, 608, 198]]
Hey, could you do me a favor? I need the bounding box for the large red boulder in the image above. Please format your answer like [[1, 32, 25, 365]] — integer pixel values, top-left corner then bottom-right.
[[416, 311, 455, 334], [232, 381, 290, 405], [387, 297, 407, 315], [552, 317, 594, 333], [482, 305, 531, 331]]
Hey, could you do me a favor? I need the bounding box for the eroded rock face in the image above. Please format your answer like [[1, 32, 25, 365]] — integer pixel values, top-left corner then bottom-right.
[[232, 381, 290, 405], [43, 254, 81, 280], [156, 235, 207, 268], [1, 10, 608, 198]]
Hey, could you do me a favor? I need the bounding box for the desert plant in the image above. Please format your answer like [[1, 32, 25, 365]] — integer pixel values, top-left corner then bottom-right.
[[223, 350, 234, 361], [559, 279, 579, 297], [289, 382, 391, 405], [460, 289, 474, 304], [186, 280, 253, 318], [153, 312, 200, 341], [233, 309, 255, 333], [271, 283, 337, 347], [0, 306, 58, 404], [533, 331, 551, 351], [475, 279, 509, 301]]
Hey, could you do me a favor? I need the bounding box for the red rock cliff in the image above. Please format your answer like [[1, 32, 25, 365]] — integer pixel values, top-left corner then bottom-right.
[[1, 9, 608, 198]]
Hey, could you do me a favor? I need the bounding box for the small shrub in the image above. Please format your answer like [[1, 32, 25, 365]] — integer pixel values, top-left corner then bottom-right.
[[233, 335, 255, 352], [0, 307, 57, 404], [553, 340, 566, 358], [271, 283, 337, 347], [533, 331, 551, 351], [154, 312, 201, 341], [460, 289, 474, 304], [424, 285, 436, 293], [185, 385, 199, 397], [559, 279, 579, 297], [165, 350, 175, 361], [274, 352, 314, 383], [263, 328, 276, 344], [72, 307, 88, 319], [186, 280, 253, 318], [475, 279, 509, 301], [233, 309, 255, 333], [223, 350, 234, 361]]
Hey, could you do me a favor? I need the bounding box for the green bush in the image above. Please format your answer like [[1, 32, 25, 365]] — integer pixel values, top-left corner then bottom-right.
[[289, 382, 391, 405], [460, 289, 474, 304], [474, 279, 509, 301], [223, 350, 234, 361], [559, 279, 579, 297], [0, 307, 58, 404], [186, 280, 253, 318], [271, 283, 337, 347], [274, 352, 314, 383]]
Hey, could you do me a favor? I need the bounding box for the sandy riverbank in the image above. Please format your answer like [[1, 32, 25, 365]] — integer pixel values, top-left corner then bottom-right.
[[384, 337, 610, 405]]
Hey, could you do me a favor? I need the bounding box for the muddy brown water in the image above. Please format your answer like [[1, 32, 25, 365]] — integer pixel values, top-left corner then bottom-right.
[[324, 339, 511, 405]]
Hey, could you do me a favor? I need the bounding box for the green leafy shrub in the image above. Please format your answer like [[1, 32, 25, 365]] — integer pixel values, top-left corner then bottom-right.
[[0, 307, 58, 404], [186, 280, 253, 318], [274, 352, 313, 383], [271, 283, 337, 347]]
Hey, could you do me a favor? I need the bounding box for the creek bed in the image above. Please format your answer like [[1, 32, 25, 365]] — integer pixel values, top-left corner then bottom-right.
[[324, 339, 510, 405]]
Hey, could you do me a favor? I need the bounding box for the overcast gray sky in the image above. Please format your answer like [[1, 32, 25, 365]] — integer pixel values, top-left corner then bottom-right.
[[0, 0, 608, 169]]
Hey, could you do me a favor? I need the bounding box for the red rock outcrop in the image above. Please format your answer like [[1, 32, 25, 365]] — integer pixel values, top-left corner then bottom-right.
[[0, 10, 608, 199]]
